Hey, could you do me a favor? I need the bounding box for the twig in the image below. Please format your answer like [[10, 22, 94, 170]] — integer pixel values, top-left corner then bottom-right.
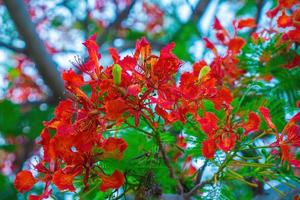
[[96, 0, 137, 47], [0, 41, 26, 53], [184, 179, 211, 199], [195, 160, 208, 185], [250, 0, 265, 35], [170, 0, 210, 42], [156, 133, 184, 195]]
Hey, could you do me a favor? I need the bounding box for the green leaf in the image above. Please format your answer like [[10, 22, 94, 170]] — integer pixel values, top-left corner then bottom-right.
[[0, 100, 21, 135], [0, 144, 16, 152]]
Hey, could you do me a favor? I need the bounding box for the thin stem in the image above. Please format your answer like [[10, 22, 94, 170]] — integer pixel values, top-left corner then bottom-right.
[[125, 121, 153, 137], [156, 131, 184, 195], [141, 112, 184, 195], [241, 145, 274, 151]]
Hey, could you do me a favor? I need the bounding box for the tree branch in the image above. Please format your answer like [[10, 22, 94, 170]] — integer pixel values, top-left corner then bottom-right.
[[0, 41, 26, 54], [3, 0, 65, 101], [195, 160, 208, 185], [184, 179, 211, 199], [96, 0, 137, 47], [156, 133, 184, 195], [250, 0, 264, 35], [170, 0, 210, 42]]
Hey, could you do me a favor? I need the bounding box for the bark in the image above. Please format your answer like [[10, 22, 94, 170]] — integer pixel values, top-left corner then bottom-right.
[[3, 0, 65, 102]]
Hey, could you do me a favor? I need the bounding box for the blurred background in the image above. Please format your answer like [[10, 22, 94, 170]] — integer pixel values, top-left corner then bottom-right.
[[0, 0, 298, 199]]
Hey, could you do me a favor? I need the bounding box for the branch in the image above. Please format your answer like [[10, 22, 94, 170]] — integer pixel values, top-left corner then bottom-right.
[[170, 0, 210, 42], [250, 0, 265, 35], [195, 160, 208, 185], [0, 40, 26, 54], [96, 0, 137, 47], [191, 0, 210, 22], [156, 133, 184, 195], [184, 179, 211, 199], [3, 0, 65, 101]]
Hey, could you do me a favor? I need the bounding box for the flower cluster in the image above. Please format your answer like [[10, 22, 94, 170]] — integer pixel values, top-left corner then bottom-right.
[[13, 0, 300, 198]]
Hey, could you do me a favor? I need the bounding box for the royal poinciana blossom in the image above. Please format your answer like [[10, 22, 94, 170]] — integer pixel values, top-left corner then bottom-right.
[[13, 1, 300, 199]]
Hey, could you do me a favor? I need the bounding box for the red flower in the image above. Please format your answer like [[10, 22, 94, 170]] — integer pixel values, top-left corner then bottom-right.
[[183, 156, 197, 176], [202, 138, 216, 159], [101, 137, 128, 160], [228, 37, 245, 53], [203, 37, 218, 55], [259, 107, 276, 130], [236, 18, 256, 29], [217, 132, 236, 152], [213, 18, 229, 43], [83, 34, 100, 72], [287, 29, 300, 43], [99, 170, 124, 192], [52, 169, 77, 191], [284, 55, 300, 69], [176, 135, 187, 149], [104, 98, 129, 121], [282, 112, 300, 146], [46, 99, 74, 129], [62, 69, 84, 88], [197, 112, 218, 136], [14, 170, 36, 193], [127, 84, 141, 97], [243, 112, 260, 135], [279, 0, 298, 9], [277, 10, 292, 28], [134, 37, 151, 60], [152, 42, 181, 83], [292, 8, 300, 28], [267, 6, 280, 18], [109, 47, 120, 63], [213, 17, 224, 30]]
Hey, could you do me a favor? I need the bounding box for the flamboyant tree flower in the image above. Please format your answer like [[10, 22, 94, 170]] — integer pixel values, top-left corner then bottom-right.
[[12, 1, 300, 196], [14, 170, 36, 193]]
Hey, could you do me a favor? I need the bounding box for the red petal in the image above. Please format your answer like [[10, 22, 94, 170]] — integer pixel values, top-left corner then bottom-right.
[[287, 29, 300, 43], [259, 107, 276, 130], [277, 10, 292, 28], [217, 133, 236, 152], [202, 138, 216, 159], [102, 137, 128, 160], [213, 18, 224, 30], [243, 112, 260, 135], [104, 98, 128, 121], [109, 47, 120, 63], [127, 84, 141, 96], [54, 99, 74, 120], [99, 170, 124, 192], [237, 18, 256, 29], [52, 170, 76, 191], [203, 37, 216, 51], [176, 135, 187, 149], [292, 8, 300, 28], [197, 112, 218, 136], [228, 37, 245, 53], [134, 37, 151, 59], [83, 34, 100, 65], [279, 0, 298, 9], [14, 170, 36, 193], [266, 6, 280, 18], [62, 69, 84, 88]]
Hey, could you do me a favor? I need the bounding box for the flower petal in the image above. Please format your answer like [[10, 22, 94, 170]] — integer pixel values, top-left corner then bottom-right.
[[14, 170, 36, 193]]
